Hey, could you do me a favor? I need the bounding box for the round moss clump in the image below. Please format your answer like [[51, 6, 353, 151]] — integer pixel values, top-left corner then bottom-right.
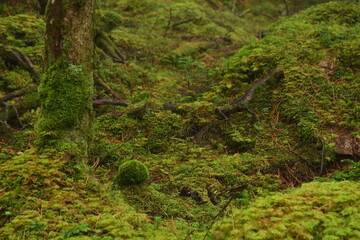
[[116, 160, 149, 185]]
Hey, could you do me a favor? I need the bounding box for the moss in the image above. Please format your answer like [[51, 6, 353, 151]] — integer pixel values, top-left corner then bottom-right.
[[0, 14, 45, 63], [0, 151, 180, 239], [96, 10, 122, 33], [216, 1, 360, 156], [36, 57, 93, 152], [211, 181, 360, 240], [116, 160, 149, 185]]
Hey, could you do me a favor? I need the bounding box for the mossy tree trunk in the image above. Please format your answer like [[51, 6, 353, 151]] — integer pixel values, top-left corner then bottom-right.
[[37, 0, 95, 156]]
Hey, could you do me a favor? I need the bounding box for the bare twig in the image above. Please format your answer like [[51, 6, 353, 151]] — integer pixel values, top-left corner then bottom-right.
[[317, 136, 325, 174], [238, 9, 251, 18], [285, 164, 302, 184], [282, 0, 290, 15], [12, 105, 23, 128], [164, 8, 173, 37]]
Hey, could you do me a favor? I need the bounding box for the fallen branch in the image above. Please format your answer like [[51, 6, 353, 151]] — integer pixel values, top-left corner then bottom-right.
[[1, 45, 40, 82], [93, 98, 129, 107], [285, 148, 316, 170], [0, 85, 128, 109], [94, 72, 125, 100], [203, 180, 254, 240], [205, 0, 220, 10], [222, 180, 255, 195], [216, 70, 282, 119], [164, 8, 173, 37], [0, 85, 38, 103], [171, 18, 199, 29]]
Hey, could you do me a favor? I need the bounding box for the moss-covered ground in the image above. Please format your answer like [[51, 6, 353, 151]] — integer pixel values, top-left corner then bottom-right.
[[1, 0, 359, 239]]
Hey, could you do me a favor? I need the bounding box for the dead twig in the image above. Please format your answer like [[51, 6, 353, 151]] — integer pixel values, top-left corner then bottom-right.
[[171, 18, 199, 29], [217, 70, 282, 119], [203, 180, 254, 240], [317, 136, 326, 174]]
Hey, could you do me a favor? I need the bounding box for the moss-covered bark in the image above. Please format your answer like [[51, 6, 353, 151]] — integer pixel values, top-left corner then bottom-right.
[[37, 0, 95, 155]]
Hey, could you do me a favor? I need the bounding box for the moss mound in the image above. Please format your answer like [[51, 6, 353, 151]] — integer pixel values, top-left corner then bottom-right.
[[214, 1, 359, 158], [211, 181, 360, 240], [116, 160, 149, 185]]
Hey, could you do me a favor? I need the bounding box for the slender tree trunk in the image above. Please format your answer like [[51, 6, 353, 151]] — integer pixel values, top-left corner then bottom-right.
[[37, 0, 95, 156]]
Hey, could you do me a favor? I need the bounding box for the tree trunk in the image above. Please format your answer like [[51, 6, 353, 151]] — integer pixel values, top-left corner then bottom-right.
[[37, 0, 95, 156]]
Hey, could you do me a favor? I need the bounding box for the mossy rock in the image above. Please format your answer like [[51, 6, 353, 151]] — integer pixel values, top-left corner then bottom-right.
[[116, 160, 149, 185]]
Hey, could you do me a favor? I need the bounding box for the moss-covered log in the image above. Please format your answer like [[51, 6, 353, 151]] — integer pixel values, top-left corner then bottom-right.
[[37, 0, 95, 155]]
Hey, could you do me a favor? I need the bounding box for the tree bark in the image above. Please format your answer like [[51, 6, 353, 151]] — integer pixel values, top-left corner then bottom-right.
[[37, 0, 95, 155]]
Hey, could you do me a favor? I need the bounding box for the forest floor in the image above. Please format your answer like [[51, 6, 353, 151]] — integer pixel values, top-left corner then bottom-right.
[[0, 0, 359, 239]]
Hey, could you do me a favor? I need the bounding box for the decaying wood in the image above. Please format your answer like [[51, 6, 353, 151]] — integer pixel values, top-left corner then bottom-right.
[[217, 70, 282, 119], [179, 187, 207, 204]]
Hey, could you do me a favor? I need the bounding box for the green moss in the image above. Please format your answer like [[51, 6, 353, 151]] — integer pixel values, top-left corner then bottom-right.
[[36, 57, 93, 152], [211, 181, 360, 240], [0, 151, 181, 239], [96, 10, 122, 33], [216, 1, 360, 154], [116, 160, 149, 185], [0, 14, 45, 63]]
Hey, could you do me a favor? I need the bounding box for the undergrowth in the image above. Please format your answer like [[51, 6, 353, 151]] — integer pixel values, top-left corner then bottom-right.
[[0, 0, 359, 239]]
